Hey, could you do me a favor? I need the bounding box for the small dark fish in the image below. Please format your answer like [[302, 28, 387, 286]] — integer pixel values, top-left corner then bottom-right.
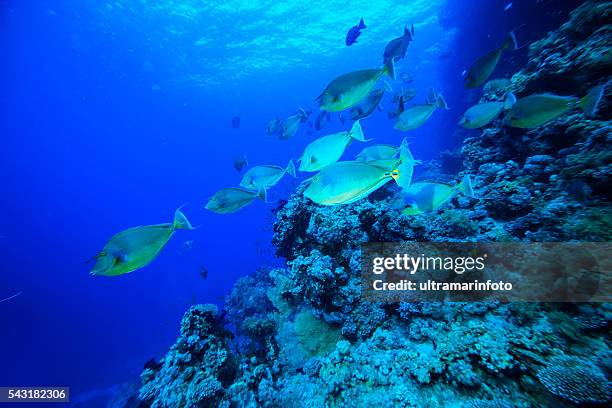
[[231, 116, 240, 129], [199, 266, 208, 280], [346, 18, 366, 46], [314, 111, 330, 131], [383, 24, 414, 65], [233, 155, 248, 172], [339, 112, 346, 124]]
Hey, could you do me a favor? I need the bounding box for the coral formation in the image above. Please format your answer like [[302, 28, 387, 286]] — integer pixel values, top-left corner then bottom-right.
[[134, 2, 611, 407], [139, 305, 236, 407], [536, 355, 610, 404]]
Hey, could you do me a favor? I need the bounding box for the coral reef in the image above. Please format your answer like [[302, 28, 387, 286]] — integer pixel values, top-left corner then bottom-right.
[[134, 2, 611, 407], [511, 1, 612, 95], [139, 305, 236, 407], [536, 355, 610, 404]]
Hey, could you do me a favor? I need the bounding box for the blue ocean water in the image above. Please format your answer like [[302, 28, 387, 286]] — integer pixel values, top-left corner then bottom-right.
[[0, 0, 587, 404]]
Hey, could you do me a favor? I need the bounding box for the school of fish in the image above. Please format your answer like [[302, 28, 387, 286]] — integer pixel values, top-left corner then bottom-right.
[[89, 20, 606, 277]]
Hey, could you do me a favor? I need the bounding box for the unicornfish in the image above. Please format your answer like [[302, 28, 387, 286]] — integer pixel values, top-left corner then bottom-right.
[[89, 206, 194, 276], [239, 160, 297, 191], [393, 175, 474, 215], [299, 121, 368, 172], [303, 138, 416, 206], [318, 60, 395, 112], [459, 92, 516, 128], [504, 85, 604, 129], [206, 188, 267, 214], [464, 31, 518, 89]]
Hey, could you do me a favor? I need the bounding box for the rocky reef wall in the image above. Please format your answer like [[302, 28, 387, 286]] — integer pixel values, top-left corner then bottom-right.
[[135, 2, 611, 407]]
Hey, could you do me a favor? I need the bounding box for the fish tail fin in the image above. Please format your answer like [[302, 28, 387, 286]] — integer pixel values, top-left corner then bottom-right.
[[359, 18, 366, 29], [504, 92, 517, 109], [392, 138, 415, 189], [436, 92, 449, 110], [348, 120, 368, 142], [286, 159, 297, 178], [502, 29, 519, 51], [383, 58, 396, 80], [579, 84, 605, 117], [298, 108, 309, 121], [508, 30, 518, 50], [174, 204, 195, 230], [404, 23, 415, 40], [504, 24, 526, 50], [457, 175, 475, 198]]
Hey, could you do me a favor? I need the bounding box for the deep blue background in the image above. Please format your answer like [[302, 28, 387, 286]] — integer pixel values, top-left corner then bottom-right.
[[0, 0, 580, 402]]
